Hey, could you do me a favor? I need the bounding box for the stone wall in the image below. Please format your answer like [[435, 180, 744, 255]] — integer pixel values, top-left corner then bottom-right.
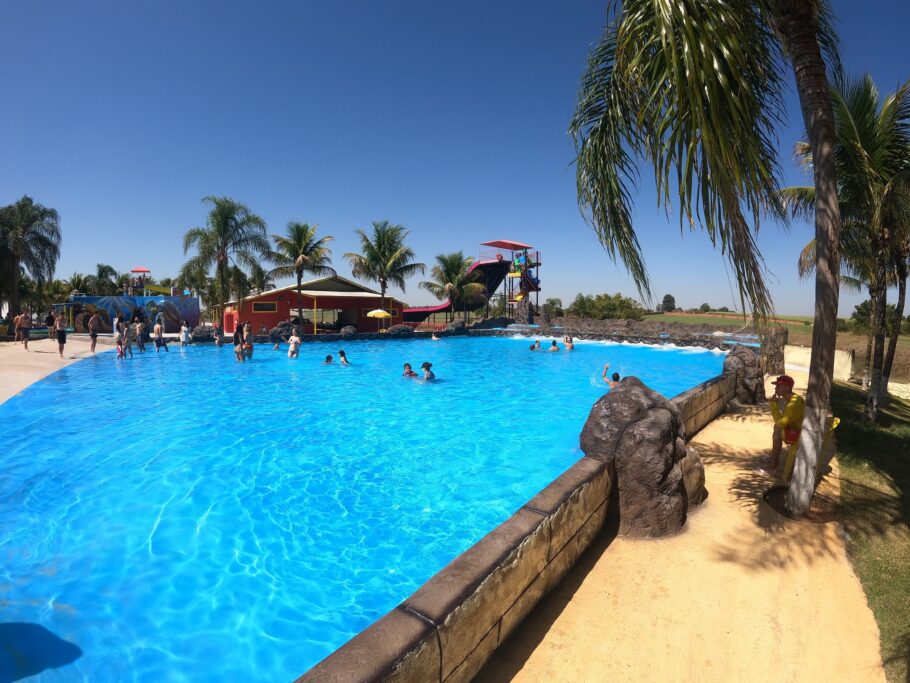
[[671, 373, 736, 438], [299, 457, 613, 682]]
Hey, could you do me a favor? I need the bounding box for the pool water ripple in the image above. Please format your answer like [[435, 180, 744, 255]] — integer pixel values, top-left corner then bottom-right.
[[0, 336, 724, 681]]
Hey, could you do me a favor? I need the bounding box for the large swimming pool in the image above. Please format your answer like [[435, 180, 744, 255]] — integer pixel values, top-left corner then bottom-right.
[[0, 336, 724, 681]]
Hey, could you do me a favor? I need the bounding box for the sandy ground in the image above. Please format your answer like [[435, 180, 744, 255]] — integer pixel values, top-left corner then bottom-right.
[[477, 373, 886, 683], [0, 336, 113, 404]]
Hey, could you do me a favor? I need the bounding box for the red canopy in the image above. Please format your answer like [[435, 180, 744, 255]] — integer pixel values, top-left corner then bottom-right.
[[479, 239, 533, 250], [130, 266, 151, 273]]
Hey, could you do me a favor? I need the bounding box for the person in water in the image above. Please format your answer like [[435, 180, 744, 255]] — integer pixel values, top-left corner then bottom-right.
[[154, 320, 169, 353], [324, 354, 333, 364], [549, 340, 560, 352], [287, 330, 301, 358], [180, 320, 192, 346], [213, 321, 224, 347], [338, 350, 350, 366], [232, 323, 245, 363], [243, 322, 254, 359], [564, 336, 574, 351], [431, 333, 440, 341], [602, 363, 620, 389], [403, 363, 418, 377], [533, 340, 541, 350], [529, 343, 537, 351], [421, 361, 435, 380]]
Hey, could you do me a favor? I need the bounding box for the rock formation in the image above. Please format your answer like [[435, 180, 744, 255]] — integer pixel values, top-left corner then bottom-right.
[[723, 345, 765, 404]]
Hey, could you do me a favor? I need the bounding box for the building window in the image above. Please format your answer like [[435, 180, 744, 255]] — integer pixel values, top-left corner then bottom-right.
[[252, 302, 277, 313]]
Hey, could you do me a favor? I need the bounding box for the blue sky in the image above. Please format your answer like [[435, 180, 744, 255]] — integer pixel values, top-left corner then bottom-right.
[[2, 0, 909, 316]]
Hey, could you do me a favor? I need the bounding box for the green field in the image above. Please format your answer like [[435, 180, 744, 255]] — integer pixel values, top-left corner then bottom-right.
[[832, 382, 910, 682]]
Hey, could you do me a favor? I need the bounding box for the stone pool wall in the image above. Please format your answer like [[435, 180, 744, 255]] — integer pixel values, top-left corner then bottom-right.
[[299, 356, 739, 681], [299, 457, 614, 683]]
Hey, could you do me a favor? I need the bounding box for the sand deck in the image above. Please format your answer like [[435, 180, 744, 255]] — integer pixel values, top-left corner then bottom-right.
[[0, 343, 885, 681], [478, 373, 885, 682]]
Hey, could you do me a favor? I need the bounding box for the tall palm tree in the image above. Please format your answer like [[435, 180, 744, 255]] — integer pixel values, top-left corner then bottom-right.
[[65, 273, 90, 296], [344, 220, 425, 326], [87, 263, 118, 295], [248, 262, 275, 294], [420, 251, 486, 322], [782, 75, 910, 421], [181, 196, 269, 319], [0, 195, 61, 316], [570, 0, 842, 515], [268, 222, 335, 323]]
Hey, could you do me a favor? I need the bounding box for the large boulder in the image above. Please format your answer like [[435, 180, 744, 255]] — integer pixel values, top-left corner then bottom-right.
[[340, 325, 357, 338], [679, 442, 707, 506], [444, 320, 468, 334], [386, 324, 414, 338], [580, 377, 700, 537], [192, 325, 214, 342], [723, 345, 765, 404], [269, 320, 296, 341]]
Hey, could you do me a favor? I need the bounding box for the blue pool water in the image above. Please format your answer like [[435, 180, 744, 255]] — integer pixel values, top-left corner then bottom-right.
[[0, 337, 724, 682]]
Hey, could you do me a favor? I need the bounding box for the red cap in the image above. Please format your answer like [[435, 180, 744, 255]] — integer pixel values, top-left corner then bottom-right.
[[772, 375, 795, 386]]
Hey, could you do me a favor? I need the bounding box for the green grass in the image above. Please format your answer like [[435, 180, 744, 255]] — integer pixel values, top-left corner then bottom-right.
[[831, 382, 910, 682]]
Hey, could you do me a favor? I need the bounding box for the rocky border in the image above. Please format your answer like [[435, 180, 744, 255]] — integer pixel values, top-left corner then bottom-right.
[[298, 366, 740, 681]]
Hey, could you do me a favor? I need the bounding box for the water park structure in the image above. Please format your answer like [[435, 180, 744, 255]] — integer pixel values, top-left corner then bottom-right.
[[402, 239, 541, 325], [222, 275, 407, 334]]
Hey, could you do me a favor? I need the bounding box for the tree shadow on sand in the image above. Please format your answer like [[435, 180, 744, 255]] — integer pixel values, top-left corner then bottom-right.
[[0, 623, 82, 682]]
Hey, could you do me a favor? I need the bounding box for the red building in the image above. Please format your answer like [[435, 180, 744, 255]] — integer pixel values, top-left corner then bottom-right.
[[222, 275, 406, 334]]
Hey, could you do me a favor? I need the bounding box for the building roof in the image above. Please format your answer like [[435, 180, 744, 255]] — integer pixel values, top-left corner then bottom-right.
[[225, 275, 404, 305]]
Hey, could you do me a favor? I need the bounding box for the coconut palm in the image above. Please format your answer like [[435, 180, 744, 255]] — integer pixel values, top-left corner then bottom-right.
[[86, 263, 118, 295], [181, 196, 269, 318], [0, 195, 61, 316], [248, 262, 275, 294], [570, 0, 842, 514], [420, 251, 486, 322], [267, 222, 335, 323], [782, 75, 910, 421], [65, 273, 91, 296], [344, 220, 425, 326]]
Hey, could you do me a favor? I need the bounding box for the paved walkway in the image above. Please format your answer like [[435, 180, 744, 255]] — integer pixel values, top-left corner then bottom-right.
[[477, 374, 885, 682]]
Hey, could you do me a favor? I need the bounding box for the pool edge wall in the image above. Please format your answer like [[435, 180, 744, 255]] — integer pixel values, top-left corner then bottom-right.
[[298, 368, 734, 683]]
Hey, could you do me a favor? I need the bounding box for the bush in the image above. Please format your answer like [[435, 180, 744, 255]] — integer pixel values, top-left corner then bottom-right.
[[699, 303, 711, 313], [836, 318, 849, 332]]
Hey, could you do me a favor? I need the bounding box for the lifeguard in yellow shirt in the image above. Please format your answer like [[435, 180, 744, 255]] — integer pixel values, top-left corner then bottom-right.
[[769, 374, 805, 478]]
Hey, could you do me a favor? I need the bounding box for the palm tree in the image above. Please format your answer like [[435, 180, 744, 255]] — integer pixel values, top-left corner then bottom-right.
[[570, 0, 842, 515], [65, 273, 91, 296], [181, 196, 269, 319], [420, 251, 486, 322], [344, 220, 425, 326], [248, 262, 275, 294], [0, 195, 61, 316], [783, 75, 910, 421], [268, 222, 335, 323], [87, 263, 118, 295]]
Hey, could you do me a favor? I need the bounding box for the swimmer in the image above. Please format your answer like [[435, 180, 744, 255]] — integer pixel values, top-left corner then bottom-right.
[[549, 340, 560, 352], [402, 363, 418, 377], [431, 333, 440, 341], [338, 350, 350, 366], [529, 343, 536, 351], [564, 336, 574, 351], [533, 340, 541, 350], [420, 361, 435, 380], [324, 354, 333, 364], [243, 322, 254, 359], [602, 363, 620, 389], [287, 331, 301, 358], [154, 319, 169, 353]]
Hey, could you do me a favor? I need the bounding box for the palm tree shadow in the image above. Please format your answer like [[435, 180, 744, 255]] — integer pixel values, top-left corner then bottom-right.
[[0, 623, 82, 682]]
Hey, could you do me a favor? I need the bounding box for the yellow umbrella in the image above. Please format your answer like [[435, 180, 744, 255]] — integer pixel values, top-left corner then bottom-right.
[[366, 308, 392, 331]]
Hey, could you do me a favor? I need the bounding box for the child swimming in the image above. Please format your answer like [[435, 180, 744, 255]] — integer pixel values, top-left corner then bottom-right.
[[402, 363, 418, 377]]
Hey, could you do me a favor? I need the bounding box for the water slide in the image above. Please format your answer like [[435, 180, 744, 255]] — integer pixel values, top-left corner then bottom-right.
[[403, 259, 512, 323]]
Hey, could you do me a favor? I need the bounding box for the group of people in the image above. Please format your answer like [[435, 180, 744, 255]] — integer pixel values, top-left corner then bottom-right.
[[529, 336, 575, 353], [112, 315, 175, 358]]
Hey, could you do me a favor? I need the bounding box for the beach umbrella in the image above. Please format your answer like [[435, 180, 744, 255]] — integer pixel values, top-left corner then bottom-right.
[[130, 266, 151, 273], [366, 308, 391, 332]]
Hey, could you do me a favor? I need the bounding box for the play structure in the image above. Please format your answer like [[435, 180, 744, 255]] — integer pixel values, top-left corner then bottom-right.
[[403, 239, 541, 324], [54, 295, 200, 334]]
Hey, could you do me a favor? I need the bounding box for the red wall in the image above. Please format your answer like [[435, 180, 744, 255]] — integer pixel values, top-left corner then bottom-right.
[[223, 291, 404, 334]]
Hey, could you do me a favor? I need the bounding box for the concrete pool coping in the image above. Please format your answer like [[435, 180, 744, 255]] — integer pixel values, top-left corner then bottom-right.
[[298, 353, 736, 681]]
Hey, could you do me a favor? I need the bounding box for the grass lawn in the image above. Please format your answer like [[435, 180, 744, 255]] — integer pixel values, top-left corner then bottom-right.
[[832, 382, 910, 682]]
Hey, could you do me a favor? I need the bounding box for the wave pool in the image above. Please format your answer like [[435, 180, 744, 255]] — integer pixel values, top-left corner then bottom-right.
[[0, 336, 725, 681]]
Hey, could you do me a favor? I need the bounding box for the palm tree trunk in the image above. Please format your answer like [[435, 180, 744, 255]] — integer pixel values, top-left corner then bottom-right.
[[881, 260, 907, 404], [8, 263, 21, 316], [297, 272, 303, 334], [380, 286, 386, 331], [774, 2, 841, 516], [863, 293, 874, 389], [864, 282, 887, 422]]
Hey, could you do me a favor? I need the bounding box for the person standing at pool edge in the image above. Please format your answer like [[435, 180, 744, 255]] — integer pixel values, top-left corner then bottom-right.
[[18, 309, 31, 351], [54, 311, 67, 358], [88, 311, 100, 353]]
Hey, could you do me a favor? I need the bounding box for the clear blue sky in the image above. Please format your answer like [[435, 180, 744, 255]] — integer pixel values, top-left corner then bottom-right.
[[2, 0, 909, 316]]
